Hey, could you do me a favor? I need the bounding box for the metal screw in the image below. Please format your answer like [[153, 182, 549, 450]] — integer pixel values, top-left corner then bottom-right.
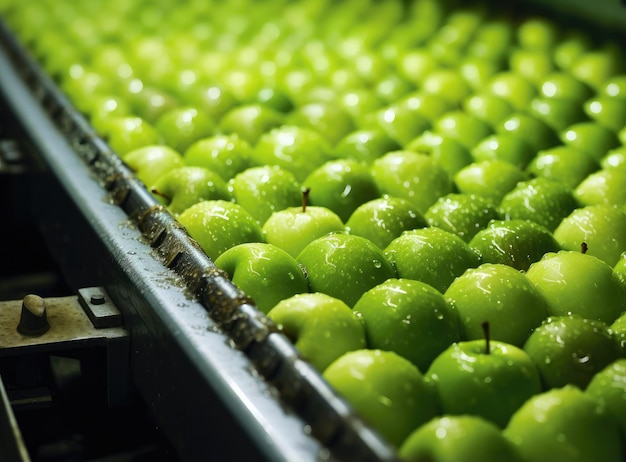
[[90, 294, 106, 305]]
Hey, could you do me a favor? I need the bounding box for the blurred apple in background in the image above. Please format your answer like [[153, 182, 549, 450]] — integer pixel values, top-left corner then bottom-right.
[[384, 227, 481, 294], [371, 150, 453, 214], [525, 250, 626, 324], [184, 133, 252, 182], [454, 160, 529, 204], [219, 103, 285, 146], [462, 93, 514, 130], [574, 168, 626, 206], [124, 145, 184, 188], [102, 116, 163, 158], [323, 349, 440, 448], [288, 102, 355, 147], [470, 133, 535, 168], [560, 121, 620, 163], [526, 145, 600, 190], [504, 385, 624, 462], [215, 243, 308, 314], [266, 293, 366, 372], [601, 146, 626, 170], [155, 106, 215, 153], [177, 200, 263, 261], [332, 128, 400, 165], [523, 315, 622, 390], [445, 263, 549, 347], [432, 110, 492, 150], [353, 278, 461, 372], [252, 125, 332, 182], [406, 130, 473, 177]]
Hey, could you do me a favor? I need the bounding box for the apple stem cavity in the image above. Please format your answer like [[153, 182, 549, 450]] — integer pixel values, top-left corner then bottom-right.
[[581, 242, 588, 254], [302, 187, 311, 213], [482, 321, 491, 355]]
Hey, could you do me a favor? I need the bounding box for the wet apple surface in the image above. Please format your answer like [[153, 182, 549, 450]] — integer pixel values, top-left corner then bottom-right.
[[2, 0, 625, 458]]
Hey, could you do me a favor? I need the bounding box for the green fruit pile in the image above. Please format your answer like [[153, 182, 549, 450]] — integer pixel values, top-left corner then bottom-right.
[[3, 0, 626, 459]]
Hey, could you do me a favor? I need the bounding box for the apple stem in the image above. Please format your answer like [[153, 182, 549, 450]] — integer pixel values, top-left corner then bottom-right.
[[302, 187, 311, 213], [151, 187, 171, 202], [581, 242, 588, 254], [482, 321, 490, 355]]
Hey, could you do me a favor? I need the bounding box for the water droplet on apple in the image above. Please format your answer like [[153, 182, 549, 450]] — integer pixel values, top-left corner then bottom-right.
[[373, 260, 382, 268]]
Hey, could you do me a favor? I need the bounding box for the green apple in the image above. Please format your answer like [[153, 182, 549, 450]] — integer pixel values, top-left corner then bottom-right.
[[469, 219, 560, 272], [553, 30, 593, 71], [458, 56, 501, 91], [529, 97, 587, 132], [560, 121, 620, 163], [88, 95, 132, 135], [405, 130, 473, 177], [523, 315, 622, 389], [150, 166, 231, 215], [498, 178, 579, 231], [177, 200, 263, 261], [155, 106, 215, 153], [610, 312, 626, 356], [370, 150, 453, 214], [470, 133, 535, 168], [454, 160, 529, 204], [426, 337, 542, 428], [374, 73, 413, 104], [288, 102, 355, 147], [601, 146, 626, 171], [570, 44, 624, 90], [574, 168, 626, 206], [214, 243, 308, 315], [526, 250, 626, 324], [395, 91, 453, 124], [585, 359, 626, 439], [538, 72, 593, 103], [396, 49, 439, 86], [399, 415, 523, 462], [553, 205, 626, 267], [297, 233, 396, 307], [496, 112, 559, 152], [374, 103, 431, 147], [252, 86, 294, 113], [345, 196, 427, 251], [102, 116, 163, 158], [262, 204, 344, 259], [353, 278, 461, 371], [509, 48, 554, 85], [228, 165, 302, 224], [468, 19, 513, 61], [583, 96, 626, 133], [422, 69, 472, 106], [445, 263, 549, 347], [615, 251, 626, 287], [462, 93, 514, 130], [424, 193, 500, 242], [183, 133, 252, 182], [338, 89, 386, 127], [190, 84, 238, 121], [302, 159, 380, 222], [126, 84, 180, 125], [219, 103, 285, 146], [266, 293, 366, 372], [323, 349, 440, 448], [252, 125, 332, 182], [332, 129, 400, 165], [517, 16, 559, 50], [504, 385, 624, 462], [487, 71, 537, 111], [602, 74, 626, 99], [433, 110, 493, 151], [526, 145, 600, 190], [384, 227, 481, 294], [123, 145, 184, 188]]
